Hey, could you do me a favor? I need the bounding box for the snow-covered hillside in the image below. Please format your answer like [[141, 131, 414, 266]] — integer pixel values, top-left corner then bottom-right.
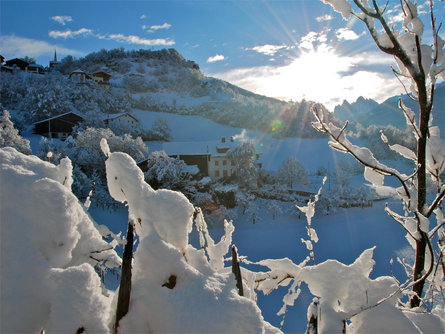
[[49, 48, 292, 132]]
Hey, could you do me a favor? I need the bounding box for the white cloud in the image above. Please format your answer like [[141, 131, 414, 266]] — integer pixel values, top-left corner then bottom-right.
[[247, 44, 289, 56], [351, 51, 394, 66], [49, 27, 175, 46], [49, 28, 92, 39], [146, 22, 172, 32], [316, 14, 333, 22], [51, 15, 73, 26], [212, 44, 402, 110], [0, 34, 83, 59], [105, 34, 175, 46], [207, 54, 225, 63], [336, 28, 362, 41], [140, 14, 147, 19], [298, 31, 327, 50]]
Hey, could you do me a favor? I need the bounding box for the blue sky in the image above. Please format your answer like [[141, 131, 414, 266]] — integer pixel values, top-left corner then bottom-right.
[[1, 0, 443, 109]]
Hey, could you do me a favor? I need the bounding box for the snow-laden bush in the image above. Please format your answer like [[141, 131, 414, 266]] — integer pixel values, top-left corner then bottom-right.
[[67, 127, 147, 175], [0, 109, 31, 154], [143, 150, 190, 189], [0, 147, 120, 333], [246, 178, 444, 333]]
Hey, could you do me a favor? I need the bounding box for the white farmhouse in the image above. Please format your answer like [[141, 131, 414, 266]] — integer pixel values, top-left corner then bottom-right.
[[162, 137, 238, 180], [104, 113, 139, 128]]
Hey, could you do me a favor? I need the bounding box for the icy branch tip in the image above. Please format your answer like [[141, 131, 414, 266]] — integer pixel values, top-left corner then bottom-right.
[[100, 138, 110, 157]]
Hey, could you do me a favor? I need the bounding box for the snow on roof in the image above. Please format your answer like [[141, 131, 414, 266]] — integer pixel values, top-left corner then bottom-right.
[[184, 165, 200, 175], [104, 112, 139, 122], [33, 111, 83, 124], [71, 69, 88, 74], [163, 140, 237, 157]]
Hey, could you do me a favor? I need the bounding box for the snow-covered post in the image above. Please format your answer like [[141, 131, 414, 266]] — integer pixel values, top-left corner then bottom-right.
[[231, 245, 244, 296], [305, 298, 319, 334], [318, 0, 444, 308], [114, 218, 135, 334]]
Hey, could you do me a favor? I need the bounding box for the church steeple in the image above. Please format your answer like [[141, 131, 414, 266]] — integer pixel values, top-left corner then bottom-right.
[[49, 48, 60, 69]]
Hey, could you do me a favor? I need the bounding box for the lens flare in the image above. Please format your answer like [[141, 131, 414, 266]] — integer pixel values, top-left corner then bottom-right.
[[271, 119, 282, 132]]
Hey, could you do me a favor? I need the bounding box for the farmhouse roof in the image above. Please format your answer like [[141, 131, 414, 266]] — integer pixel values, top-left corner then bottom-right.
[[104, 112, 139, 122], [33, 111, 84, 124], [92, 71, 111, 79], [162, 140, 237, 157]]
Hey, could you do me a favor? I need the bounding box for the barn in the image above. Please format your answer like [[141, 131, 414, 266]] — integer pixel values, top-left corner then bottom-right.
[[33, 112, 84, 139]]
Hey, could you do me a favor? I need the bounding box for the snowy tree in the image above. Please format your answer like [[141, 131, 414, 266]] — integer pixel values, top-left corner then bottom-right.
[[67, 127, 147, 175], [143, 150, 189, 189], [228, 141, 260, 188], [0, 71, 131, 124], [0, 109, 31, 154], [267, 200, 283, 220], [277, 157, 308, 188], [149, 116, 172, 141], [315, 0, 445, 309]]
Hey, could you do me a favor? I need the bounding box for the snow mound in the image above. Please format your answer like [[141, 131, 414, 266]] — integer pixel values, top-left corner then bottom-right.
[[0, 147, 120, 333]]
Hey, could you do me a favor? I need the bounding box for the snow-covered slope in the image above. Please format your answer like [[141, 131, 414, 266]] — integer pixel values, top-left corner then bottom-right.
[[54, 48, 289, 131]]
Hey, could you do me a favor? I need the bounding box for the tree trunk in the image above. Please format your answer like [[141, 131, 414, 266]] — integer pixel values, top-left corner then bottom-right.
[[410, 80, 431, 308], [114, 220, 135, 333]]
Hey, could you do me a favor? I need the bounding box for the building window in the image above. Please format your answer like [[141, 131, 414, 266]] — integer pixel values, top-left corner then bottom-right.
[[223, 159, 227, 166], [215, 160, 219, 166], [231, 161, 235, 166], [215, 170, 220, 178], [223, 170, 228, 177]]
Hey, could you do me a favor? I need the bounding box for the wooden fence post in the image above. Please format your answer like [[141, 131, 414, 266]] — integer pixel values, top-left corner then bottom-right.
[[114, 219, 135, 333], [231, 245, 244, 296]]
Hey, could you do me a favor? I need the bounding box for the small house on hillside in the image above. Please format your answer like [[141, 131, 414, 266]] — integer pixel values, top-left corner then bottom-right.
[[33, 112, 84, 139], [162, 137, 239, 180], [104, 113, 139, 129], [27, 64, 45, 74], [69, 69, 92, 83], [92, 71, 111, 89], [5, 58, 29, 71]]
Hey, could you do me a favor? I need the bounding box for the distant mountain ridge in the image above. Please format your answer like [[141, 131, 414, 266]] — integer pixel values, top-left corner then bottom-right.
[[334, 83, 444, 137]]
